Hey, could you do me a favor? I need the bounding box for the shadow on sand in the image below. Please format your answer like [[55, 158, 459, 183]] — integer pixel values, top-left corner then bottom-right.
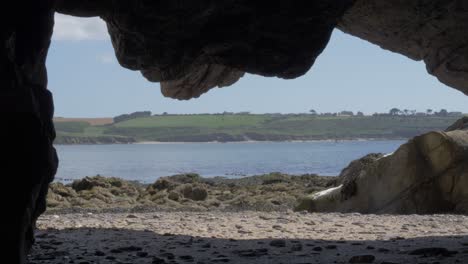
[[28, 227, 468, 264]]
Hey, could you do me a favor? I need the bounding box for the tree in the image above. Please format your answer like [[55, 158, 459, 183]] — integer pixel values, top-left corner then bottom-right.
[[340, 110, 354, 116], [356, 111, 364, 116], [426, 109, 433, 115], [403, 109, 409, 115], [437, 109, 448, 117], [389, 108, 401, 116], [309, 109, 317, 115]]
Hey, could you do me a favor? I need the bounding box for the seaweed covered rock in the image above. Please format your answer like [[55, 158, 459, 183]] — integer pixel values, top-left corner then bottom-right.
[[46, 173, 335, 212], [49, 176, 144, 209], [181, 185, 208, 201]]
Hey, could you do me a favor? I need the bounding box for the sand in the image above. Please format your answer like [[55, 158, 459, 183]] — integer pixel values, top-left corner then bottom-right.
[[29, 211, 468, 263]]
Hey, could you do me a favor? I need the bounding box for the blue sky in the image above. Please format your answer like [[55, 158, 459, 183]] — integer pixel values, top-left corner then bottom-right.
[[48, 14, 468, 117]]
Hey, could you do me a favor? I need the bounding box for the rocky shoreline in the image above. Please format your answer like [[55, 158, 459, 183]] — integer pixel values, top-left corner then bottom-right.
[[47, 173, 335, 213]]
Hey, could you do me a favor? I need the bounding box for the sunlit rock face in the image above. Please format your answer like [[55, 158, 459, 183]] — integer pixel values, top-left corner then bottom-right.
[[297, 118, 468, 214], [55, 0, 353, 99], [339, 0, 468, 95]]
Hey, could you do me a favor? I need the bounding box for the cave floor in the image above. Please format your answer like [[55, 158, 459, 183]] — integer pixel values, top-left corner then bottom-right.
[[29, 211, 468, 263]]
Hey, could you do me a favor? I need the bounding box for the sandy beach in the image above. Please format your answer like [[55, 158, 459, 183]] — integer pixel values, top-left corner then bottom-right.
[[29, 211, 468, 263]]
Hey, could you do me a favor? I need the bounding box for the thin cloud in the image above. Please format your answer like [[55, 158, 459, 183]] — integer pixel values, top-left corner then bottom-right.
[[97, 53, 116, 64], [53, 14, 109, 41]]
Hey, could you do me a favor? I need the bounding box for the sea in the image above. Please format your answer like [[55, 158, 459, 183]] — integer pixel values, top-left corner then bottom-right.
[[54, 140, 405, 183]]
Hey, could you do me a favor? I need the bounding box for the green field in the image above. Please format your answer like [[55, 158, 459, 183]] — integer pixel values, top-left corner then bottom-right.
[[54, 114, 463, 144]]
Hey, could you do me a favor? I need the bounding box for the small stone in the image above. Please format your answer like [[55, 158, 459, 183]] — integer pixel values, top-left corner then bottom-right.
[[161, 252, 175, 259], [152, 257, 167, 264], [378, 248, 390, 253], [291, 244, 303, 252], [179, 255, 194, 261], [269, 240, 286, 247], [409, 247, 457, 257], [349, 255, 375, 263], [313, 246, 322, 251], [211, 257, 230, 262]]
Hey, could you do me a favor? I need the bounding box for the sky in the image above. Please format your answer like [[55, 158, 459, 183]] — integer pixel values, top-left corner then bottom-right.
[[48, 14, 468, 118]]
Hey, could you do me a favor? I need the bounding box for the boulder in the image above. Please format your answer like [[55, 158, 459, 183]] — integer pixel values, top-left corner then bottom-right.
[[297, 118, 468, 214], [180, 184, 209, 201]]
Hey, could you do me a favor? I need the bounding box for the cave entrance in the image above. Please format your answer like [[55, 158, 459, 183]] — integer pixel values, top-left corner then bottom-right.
[[20, 8, 468, 264]]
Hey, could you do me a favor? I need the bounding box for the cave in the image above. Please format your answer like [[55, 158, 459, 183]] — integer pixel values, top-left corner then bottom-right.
[[2, 0, 468, 263]]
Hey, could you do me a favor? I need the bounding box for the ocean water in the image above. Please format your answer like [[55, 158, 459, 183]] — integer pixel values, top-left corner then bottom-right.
[[54, 140, 405, 183]]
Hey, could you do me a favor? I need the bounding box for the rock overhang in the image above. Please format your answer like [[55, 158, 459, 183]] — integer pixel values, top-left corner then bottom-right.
[[54, 0, 354, 99], [54, 0, 468, 99]]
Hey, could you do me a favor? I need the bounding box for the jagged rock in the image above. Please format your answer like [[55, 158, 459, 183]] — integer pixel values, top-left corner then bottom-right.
[[446, 116, 468, 131], [339, 0, 468, 95], [297, 118, 468, 214], [52, 1, 468, 99], [55, 1, 353, 99]]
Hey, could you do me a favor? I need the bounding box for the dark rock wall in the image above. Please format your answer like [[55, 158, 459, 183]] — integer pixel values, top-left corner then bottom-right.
[[1, 1, 56, 263]]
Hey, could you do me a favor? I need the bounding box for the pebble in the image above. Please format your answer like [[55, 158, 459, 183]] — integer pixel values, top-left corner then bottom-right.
[[349, 255, 375, 263]]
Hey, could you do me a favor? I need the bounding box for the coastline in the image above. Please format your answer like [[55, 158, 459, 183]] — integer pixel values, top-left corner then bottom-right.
[[55, 137, 408, 145]]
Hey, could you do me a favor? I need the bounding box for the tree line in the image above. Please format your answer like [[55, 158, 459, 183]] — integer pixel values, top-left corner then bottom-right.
[[113, 109, 464, 123], [308, 108, 462, 117]]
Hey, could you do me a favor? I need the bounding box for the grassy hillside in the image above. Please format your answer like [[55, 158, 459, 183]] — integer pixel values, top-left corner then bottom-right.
[[54, 114, 463, 144]]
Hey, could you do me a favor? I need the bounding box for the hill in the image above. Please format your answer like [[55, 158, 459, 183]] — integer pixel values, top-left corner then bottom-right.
[[53, 113, 464, 144]]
